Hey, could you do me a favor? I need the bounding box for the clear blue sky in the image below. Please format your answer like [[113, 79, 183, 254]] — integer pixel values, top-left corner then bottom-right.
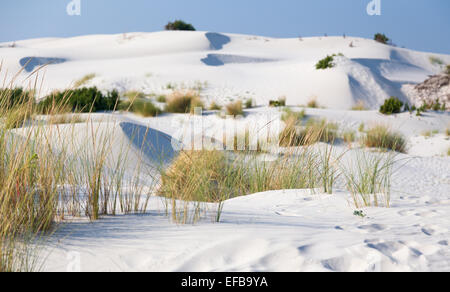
[[1, 0, 449, 54]]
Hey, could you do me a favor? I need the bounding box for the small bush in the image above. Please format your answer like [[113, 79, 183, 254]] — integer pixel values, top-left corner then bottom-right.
[[374, 33, 389, 44], [446, 65, 450, 75], [225, 100, 244, 117], [165, 90, 203, 114], [379, 97, 404, 115], [165, 20, 196, 31], [363, 125, 406, 153], [269, 96, 286, 107], [316, 55, 335, 70]]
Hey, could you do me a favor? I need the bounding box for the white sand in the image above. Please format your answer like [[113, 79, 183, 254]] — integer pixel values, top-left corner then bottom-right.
[[2, 31, 449, 109]]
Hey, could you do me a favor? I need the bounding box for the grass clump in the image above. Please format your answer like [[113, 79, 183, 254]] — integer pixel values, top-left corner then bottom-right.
[[209, 102, 222, 111], [159, 148, 322, 223], [165, 90, 203, 114], [225, 100, 244, 117], [279, 118, 337, 147], [363, 125, 406, 153], [74, 73, 96, 88], [379, 97, 404, 115], [343, 150, 396, 208]]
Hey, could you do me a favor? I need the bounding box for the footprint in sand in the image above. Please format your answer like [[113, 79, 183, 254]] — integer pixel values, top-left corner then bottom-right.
[[420, 224, 447, 236]]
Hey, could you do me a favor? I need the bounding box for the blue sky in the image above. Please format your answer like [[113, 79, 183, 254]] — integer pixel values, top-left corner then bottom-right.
[[1, 0, 449, 54]]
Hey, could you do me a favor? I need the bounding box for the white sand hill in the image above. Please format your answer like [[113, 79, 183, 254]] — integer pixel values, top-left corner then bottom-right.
[[1, 31, 449, 109]]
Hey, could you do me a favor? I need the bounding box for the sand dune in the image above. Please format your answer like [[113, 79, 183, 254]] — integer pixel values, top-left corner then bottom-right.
[[2, 31, 449, 109]]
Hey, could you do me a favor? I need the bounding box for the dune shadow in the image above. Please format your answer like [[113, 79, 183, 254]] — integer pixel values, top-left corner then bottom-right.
[[201, 54, 275, 67], [20, 57, 67, 72], [205, 32, 231, 50], [120, 122, 179, 165]]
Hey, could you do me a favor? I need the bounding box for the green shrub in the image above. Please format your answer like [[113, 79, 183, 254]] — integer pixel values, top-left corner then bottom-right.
[[316, 55, 335, 70], [39, 87, 119, 113], [374, 33, 389, 44], [363, 126, 406, 153], [165, 20, 196, 31], [379, 97, 404, 115], [446, 65, 450, 75]]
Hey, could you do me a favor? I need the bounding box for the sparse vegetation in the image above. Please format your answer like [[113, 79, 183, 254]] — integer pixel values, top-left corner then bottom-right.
[[363, 125, 406, 153], [165, 90, 203, 114], [225, 100, 244, 117], [279, 118, 338, 147]]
